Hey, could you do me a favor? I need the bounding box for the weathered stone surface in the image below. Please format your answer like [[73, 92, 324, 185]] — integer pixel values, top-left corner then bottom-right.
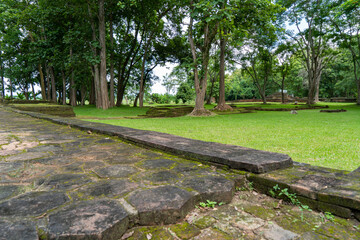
[[192, 216, 216, 229], [96, 138, 116, 144], [125, 226, 173, 240], [0, 220, 38, 240], [76, 180, 138, 199], [35, 173, 92, 190], [192, 228, 232, 240], [260, 223, 299, 240], [0, 161, 24, 173], [315, 222, 360, 239], [349, 167, 360, 177], [181, 176, 234, 203], [169, 222, 201, 239], [48, 199, 129, 240], [249, 165, 360, 218], [355, 211, 360, 221], [143, 170, 180, 184], [139, 159, 177, 169], [211, 205, 265, 232], [5, 152, 49, 161], [299, 232, 334, 240], [128, 186, 195, 225], [94, 165, 138, 178], [27, 144, 62, 153], [0, 185, 20, 200], [3, 106, 360, 240], [62, 161, 105, 172], [0, 191, 69, 216], [297, 196, 353, 219]]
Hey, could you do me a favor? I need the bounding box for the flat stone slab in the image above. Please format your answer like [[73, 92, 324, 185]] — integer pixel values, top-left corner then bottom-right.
[[139, 159, 177, 169], [128, 186, 196, 225], [48, 199, 129, 240], [0, 185, 20, 201], [94, 165, 138, 178], [17, 110, 293, 173], [0, 220, 38, 240], [181, 176, 234, 203], [35, 173, 92, 190], [0, 191, 69, 217], [75, 179, 138, 199]]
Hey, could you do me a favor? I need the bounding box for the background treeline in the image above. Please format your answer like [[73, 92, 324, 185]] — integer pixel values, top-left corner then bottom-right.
[[0, 0, 359, 114]]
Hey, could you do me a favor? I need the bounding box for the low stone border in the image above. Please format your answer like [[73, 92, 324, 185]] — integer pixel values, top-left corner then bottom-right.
[[248, 163, 360, 221], [7, 107, 293, 174]]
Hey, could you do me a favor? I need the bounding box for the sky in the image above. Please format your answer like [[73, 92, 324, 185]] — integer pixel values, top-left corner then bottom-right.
[[151, 64, 172, 94]]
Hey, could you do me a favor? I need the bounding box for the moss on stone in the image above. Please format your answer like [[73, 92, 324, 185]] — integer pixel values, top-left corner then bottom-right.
[[242, 204, 276, 220], [275, 215, 315, 234], [169, 222, 201, 239], [193, 216, 216, 229], [37, 228, 47, 240]]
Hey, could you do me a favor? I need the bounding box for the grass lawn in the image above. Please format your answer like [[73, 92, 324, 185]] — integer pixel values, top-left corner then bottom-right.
[[74, 103, 360, 171]]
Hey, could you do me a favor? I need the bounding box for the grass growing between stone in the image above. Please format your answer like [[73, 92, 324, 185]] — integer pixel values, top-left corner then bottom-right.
[[74, 103, 360, 171]]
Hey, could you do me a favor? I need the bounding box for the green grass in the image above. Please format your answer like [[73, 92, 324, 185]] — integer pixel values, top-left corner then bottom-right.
[[74, 103, 360, 171], [74, 105, 149, 118]]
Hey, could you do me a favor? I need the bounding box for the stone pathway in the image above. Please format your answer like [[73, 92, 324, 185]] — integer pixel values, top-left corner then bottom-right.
[[0, 107, 359, 239]]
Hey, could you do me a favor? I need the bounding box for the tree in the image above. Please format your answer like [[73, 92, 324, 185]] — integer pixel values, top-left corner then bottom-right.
[[330, 0, 360, 104], [280, 0, 335, 104], [187, 0, 219, 116], [274, 42, 294, 103]]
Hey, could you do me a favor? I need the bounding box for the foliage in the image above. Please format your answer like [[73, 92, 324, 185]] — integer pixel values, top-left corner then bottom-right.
[[198, 200, 225, 209], [150, 93, 174, 104], [176, 82, 194, 104]]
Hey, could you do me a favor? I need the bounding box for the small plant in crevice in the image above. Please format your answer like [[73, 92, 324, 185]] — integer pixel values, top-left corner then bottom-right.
[[269, 184, 312, 222], [197, 200, 225, 209], [320, 211, 335, 223], [237, 181, 254, 192]]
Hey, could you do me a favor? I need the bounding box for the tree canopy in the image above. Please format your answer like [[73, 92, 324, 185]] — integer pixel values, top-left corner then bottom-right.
[[0, 0, 359, 110]]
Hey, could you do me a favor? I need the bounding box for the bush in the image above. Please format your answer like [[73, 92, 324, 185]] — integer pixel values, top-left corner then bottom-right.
[[150, 93, 175, 104]]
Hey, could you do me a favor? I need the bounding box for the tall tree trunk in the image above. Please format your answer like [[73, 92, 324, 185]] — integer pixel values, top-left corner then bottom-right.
[[98, 0, 109, 109], [90, 76, 96, 105], [31, 82, 36, 100], [215, 27, 232, 111], [0, 63, 4, 99], [109, 15, 115, 107], [61, 70, 66, 105], [133, 94, 139, 107], [187, 9, 217, 116], [81, 85, 86, 106], [314, 73, 321, 102], [24, 80, 29, 100], [69, 47, 76, 107], [45, 64, 51, 100], [50, 67, 57, 102], [117, 81, 127, 106], [206, 74, 216, 104], [38, 64, 47, 100], [88, 3, 101, 108], [139, 45, 149, 108]]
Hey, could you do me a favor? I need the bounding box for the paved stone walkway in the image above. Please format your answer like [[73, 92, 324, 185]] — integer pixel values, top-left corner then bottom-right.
[[0, 108, 359, 239]]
